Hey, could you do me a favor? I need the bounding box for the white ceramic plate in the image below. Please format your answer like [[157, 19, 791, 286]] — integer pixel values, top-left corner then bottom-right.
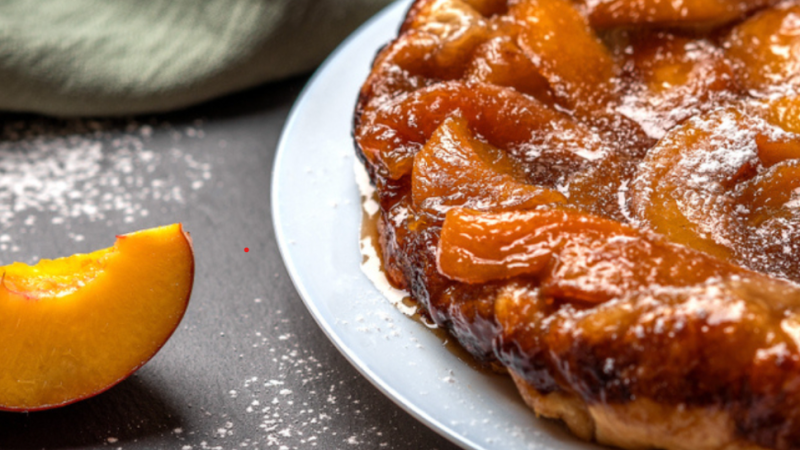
[[272, 2, 605, 449]]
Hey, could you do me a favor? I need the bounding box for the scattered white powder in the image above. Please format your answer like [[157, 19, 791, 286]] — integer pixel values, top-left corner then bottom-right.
[[207, 304, 456, 450], [0, 118, 212, 259]]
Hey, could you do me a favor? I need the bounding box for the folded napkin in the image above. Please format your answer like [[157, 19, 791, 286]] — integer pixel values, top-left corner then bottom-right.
[[0, 0, 392, 116]]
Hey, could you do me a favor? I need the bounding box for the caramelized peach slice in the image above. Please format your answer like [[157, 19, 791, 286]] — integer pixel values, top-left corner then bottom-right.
[[465, 36, 555, 105], [632, 107, 800, 280], [619, 34, 737, 139], [740, 161, 800, 223], [438, 209, 739, 302], [356, 81, 604, 180], [757, 96, 800, 166], [632, 108, 753, 260], [359, 0, 502, 113], [0, 224, 194, 411], [402, 0, 490, 35], [763, 95, 800, 133], [756, 134, 800, 167], [356, 31, 444, 111], [578, 0, 774, 28], [412, 117, 565, 217], [509, 0, 617, 114], [725, 4, 800, 95]]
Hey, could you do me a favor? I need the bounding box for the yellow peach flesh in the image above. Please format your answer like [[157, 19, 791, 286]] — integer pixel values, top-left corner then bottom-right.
[[0, 224, 194, 411]]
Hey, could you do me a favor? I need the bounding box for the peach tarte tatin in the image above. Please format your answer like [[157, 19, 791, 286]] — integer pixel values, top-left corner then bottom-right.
[[353, 0, 800, 448]]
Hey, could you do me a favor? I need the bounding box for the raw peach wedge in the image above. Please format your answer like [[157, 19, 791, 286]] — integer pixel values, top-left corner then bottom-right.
[[0, 224, 194, 411]]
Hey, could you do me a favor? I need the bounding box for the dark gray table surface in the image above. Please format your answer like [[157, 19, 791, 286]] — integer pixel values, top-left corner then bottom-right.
[[0, 78, 459, 450]]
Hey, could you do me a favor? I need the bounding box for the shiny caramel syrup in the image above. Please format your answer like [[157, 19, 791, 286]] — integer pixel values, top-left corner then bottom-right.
[[356, 161, 503, 374]]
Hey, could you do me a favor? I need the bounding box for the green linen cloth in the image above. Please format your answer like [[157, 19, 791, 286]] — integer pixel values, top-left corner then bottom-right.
[[0, 0, 393, 117]]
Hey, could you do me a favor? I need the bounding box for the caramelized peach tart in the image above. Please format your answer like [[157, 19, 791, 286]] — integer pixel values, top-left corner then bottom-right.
[[354, 0, 800, 448]]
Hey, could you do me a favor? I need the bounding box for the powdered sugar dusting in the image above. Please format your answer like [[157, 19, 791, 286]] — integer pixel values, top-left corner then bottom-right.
[[0, 118, 212, 260], [681, 110, 759, 188], [632, 105, 800, 279]]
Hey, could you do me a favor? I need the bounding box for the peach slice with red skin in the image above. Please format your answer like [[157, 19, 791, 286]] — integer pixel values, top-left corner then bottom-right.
[[0, 224, 194, 411]]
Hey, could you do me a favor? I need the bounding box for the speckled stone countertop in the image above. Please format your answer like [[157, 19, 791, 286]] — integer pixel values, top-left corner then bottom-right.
[[0, 78, 459, 450]]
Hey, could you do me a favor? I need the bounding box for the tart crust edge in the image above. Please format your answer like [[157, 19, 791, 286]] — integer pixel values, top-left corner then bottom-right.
[[510, 371, 768, 450]]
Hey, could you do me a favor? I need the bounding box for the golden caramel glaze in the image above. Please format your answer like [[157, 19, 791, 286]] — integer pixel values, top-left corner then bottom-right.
[[353, 0, 800, 448]]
